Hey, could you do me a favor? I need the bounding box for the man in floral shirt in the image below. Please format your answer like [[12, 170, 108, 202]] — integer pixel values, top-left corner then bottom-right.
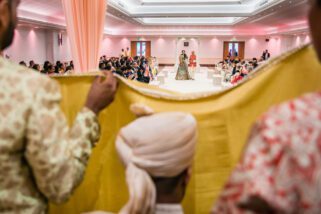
[[0, 0, 118, 213], [212, 0, 321, 213]]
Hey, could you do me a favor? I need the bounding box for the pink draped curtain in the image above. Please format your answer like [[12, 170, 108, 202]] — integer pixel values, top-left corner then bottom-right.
[[61, 0, 107, 73]]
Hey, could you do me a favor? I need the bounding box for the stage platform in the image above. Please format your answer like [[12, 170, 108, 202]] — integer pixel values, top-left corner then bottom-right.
[[150, 66, 232, 94]]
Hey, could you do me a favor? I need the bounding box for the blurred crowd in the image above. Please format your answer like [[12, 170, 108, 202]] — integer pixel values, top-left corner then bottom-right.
[[99, 55, 159, 84], [19, 55, 159, 84], [217, 57, 261, 84], [19, 60, 74, 75]]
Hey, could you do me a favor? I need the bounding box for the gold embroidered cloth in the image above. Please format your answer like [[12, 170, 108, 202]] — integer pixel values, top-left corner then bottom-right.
[[50, 46, 321, 214]]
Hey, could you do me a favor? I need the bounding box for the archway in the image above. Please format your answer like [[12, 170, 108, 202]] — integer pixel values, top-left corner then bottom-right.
[[175, 37, 200, 72]]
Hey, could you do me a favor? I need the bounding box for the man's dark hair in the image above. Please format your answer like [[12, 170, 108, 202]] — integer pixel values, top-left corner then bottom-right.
[[99, 62, 106, 70], [66, 66, 72, 72], [32, 64, 39, 70], [43, 61, 50, 70], [121, 66, 127, 72], [105, 64, 112, 71], [152, 169, 188, 195], [48, 64, 53, 70], [19, 61, 26, 66]]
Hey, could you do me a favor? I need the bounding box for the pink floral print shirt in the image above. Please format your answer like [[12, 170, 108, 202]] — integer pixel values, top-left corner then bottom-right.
[[213, 91, 321, 214]]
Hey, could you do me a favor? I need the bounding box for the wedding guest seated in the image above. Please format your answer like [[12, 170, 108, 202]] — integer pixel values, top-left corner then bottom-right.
[[240, 66, 249, 77], [65, 65, 73, 74], [131, 61, 139, 72], [28, 60, 35, 69], [231, 62, 237, 75], [124, 66, 135, 80], [32, 64, 41, 72], [231, 72, 243, 84], [247, 65, 254, 73], [141, 64, 152, 83], [19, 61, 27, 66], [56, 62, 66, 74], [47, 64, 55, 75], [42, 61, 51, 73], [18, 55, 155, 82], [104, 64, 113, 73], [222, 63, 228, 71], [223, 70, 232, 83], [136, 67, 145, 82], [252, 58, 259, 69], [99, 62, 106, 70]]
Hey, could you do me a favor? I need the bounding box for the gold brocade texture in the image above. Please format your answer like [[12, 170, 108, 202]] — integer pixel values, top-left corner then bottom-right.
[[49, 46, 321, 214]]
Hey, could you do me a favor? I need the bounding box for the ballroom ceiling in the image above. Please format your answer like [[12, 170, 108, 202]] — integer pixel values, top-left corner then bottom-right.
[[17, 0, 310, 36]]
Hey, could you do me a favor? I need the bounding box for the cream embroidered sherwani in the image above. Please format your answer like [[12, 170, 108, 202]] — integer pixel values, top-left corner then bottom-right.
[[0, 57, 100, 213]]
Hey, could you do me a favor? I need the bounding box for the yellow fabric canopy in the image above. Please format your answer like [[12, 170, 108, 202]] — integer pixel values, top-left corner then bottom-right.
[[49, 45, 321, 214]]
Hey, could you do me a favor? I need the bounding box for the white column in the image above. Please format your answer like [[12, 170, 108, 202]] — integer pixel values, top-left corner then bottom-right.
[[175, 38, 180, 70], [197, 38, 201, 72]]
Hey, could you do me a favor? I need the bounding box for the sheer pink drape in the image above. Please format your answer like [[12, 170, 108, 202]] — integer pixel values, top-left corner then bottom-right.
[[61, 0, 106, 73]]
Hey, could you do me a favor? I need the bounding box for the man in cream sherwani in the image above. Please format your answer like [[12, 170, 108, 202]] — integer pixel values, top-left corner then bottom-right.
[[0, 0, 118, 213]]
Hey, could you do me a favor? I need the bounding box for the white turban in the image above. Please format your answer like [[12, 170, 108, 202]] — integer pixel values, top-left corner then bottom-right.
[[116, 112, 197, 214]]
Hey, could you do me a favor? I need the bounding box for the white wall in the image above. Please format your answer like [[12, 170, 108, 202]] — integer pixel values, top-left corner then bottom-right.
[[100, 35, 311, 64], [100, 37, 131, 57], [4, 28, 49, 63], [3, 29, 73, 64], [52, 31, 72, 62], [4, 27, 311, 65]]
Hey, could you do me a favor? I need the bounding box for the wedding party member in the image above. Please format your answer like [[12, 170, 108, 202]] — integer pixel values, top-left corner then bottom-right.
[[117, 109, 197, 214], [120, 48, 125, 57], [0, 0, 118, 213], [262, 49, 271, 61], [212, 0, 321, 213], [125, 47, 131, 57], [175, 50, 191, 80], [189, 51, 197, 67], [189, 51, 197, 79]]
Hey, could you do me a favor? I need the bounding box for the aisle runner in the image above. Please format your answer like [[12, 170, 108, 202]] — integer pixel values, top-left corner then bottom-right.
[[49, 45, 321, 214]]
